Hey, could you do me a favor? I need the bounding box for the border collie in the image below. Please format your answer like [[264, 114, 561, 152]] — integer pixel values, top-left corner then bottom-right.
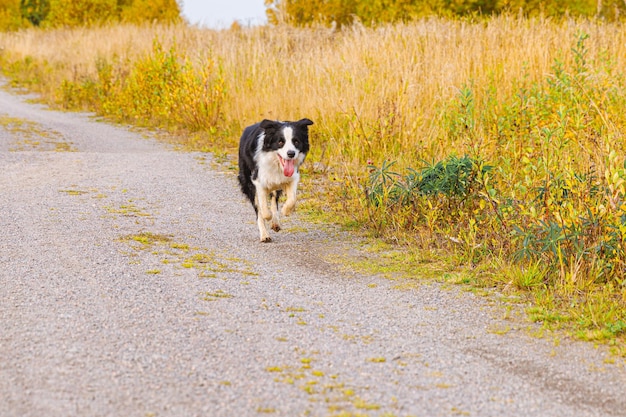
[[238, 118, 314, 242]]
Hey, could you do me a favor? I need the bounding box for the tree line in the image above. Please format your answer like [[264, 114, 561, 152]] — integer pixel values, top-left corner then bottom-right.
[[3, 0, 623, 31], [0, 0, 180, 30], [265, 0, 626, 27]]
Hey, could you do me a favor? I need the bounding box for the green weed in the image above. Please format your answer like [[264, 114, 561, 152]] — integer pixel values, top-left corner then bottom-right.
[[59, 189, 89, 196], [123, 232, 172, 246], [200, 290, 234, 301]]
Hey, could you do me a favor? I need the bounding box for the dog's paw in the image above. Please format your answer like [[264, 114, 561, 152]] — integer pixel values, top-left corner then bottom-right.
[[271, 222, 281, 232], [260, 236, 272, 243]]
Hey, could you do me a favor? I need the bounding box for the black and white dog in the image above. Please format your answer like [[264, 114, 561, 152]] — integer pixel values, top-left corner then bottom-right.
[[238, 118, 314, 242]]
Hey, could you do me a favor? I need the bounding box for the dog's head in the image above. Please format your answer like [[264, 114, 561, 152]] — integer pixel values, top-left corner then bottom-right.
[[260, 118, 313, 177]]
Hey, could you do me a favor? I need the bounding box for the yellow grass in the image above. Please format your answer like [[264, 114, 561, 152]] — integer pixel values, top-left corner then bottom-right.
[[2, 18, 625, 164], [1, 17, 625, 344]]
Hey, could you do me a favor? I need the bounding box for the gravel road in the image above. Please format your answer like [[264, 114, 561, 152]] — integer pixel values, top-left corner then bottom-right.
[[1, 84, 625, 417]]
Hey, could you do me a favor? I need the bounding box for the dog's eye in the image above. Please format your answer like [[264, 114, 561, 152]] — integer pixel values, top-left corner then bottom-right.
[[278, 140, 285, 146], [293, 139, 299, 145]]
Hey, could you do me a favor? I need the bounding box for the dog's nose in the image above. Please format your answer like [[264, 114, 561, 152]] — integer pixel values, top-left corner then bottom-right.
[[287, 150, 296, 159]]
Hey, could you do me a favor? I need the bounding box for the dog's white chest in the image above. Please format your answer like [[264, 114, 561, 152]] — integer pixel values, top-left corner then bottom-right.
[[254, 153, 298, 191]]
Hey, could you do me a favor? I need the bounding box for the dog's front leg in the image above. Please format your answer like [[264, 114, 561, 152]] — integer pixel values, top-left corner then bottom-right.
[[270, 191, 281, 232], [255, 186, 272, 221], [281, 181, 298, 216], [257, 212, 272, 242]]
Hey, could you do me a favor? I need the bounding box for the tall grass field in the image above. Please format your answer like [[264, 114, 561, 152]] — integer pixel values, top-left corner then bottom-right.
[[1, 17, 625, 348]]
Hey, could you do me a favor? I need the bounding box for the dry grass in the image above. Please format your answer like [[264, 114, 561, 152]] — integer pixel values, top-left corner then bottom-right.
[[2, 18, 625, 164], [1, 17, 625, 345]]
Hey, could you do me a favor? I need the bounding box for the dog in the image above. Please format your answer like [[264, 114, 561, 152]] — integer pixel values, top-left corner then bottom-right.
[[238, 118, 314, 242]]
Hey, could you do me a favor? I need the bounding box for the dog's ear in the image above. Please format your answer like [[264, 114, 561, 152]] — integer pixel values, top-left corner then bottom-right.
[[259, 119, 281, 151], [295, 118, 314, 127], [260, 119, 281, 133]]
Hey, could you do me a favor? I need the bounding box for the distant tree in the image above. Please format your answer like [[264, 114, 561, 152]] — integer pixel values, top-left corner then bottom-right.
[[43, 0, 117, 27], [120, 0, 181, 24], [20, 0, 49, 25], [501, 0, 595, 16], [0, 0, 27, 30]]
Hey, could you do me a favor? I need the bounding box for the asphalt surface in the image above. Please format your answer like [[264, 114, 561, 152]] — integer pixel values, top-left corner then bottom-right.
[[1, 85, 625, 417]]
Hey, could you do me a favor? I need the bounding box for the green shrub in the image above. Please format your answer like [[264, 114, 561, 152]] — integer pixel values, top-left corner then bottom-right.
[[86, 41, 223, 132]]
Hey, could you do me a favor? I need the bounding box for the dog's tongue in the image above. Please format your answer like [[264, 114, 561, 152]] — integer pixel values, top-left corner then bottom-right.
[[283, 159, 295, 177]]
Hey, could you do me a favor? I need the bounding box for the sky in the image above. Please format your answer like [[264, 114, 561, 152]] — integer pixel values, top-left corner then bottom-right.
[[180, 0, 268, 28]]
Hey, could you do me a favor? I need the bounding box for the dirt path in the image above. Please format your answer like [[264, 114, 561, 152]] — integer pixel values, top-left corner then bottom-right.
[[1, 85, 624, 417]]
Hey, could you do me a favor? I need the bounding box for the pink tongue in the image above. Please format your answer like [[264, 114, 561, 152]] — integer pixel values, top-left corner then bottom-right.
[[283, 159, 295, 177]]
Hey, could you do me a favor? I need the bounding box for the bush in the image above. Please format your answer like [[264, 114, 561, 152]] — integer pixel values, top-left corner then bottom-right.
[[91, 41, 226, 132]]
